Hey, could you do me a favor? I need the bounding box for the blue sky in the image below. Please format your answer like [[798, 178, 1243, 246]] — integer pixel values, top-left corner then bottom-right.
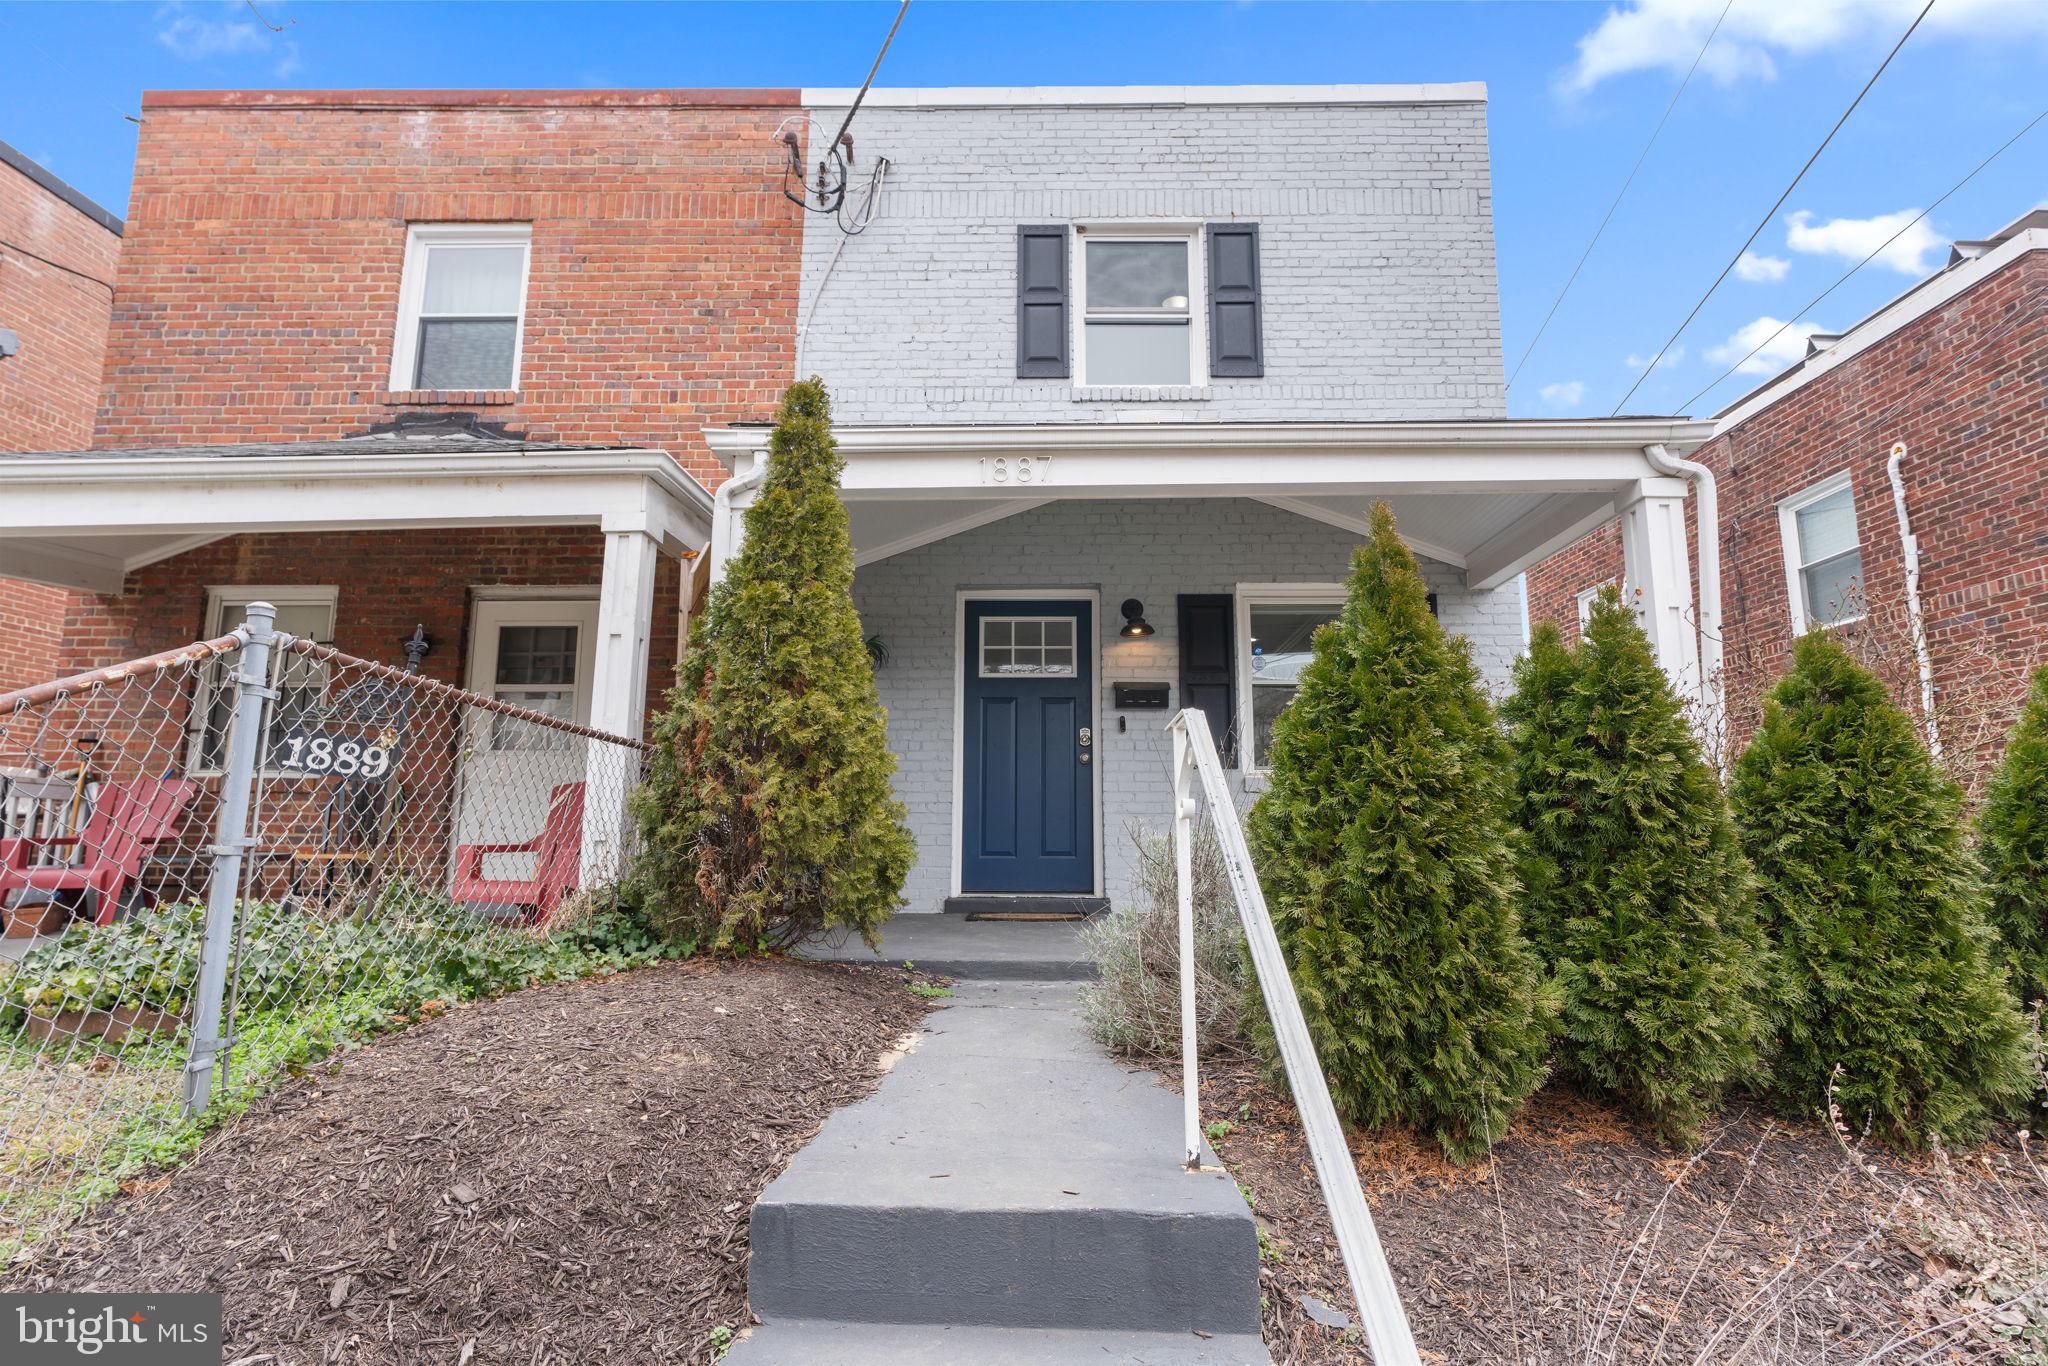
[[2, 0, 2043, 419]]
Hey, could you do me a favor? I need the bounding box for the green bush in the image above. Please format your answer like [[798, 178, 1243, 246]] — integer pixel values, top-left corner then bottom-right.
[[634, 379, 913, 951], [1981, 666, 2048, 1005], [1731, 631, 2031, 1145], [1079, 827, 1250, 1059], [1245, 503, 1552, 1163], [1503, 593, 1770, 1145]]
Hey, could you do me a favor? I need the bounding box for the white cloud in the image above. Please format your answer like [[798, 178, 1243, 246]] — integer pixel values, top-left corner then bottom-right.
[[1625, 346, 1687, 370], [1539, 380, 1588, 409], [1706, 315, 1831, 375], [1734, 251, 1790, 283], [1784, 208, 1944, 276], [1564, 0, 2048, 93], [156, 3, 300, 77]]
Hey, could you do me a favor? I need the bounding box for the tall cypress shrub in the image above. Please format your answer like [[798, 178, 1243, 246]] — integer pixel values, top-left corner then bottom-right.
[[1504, 592, 1769, 1145], [632, 379, 913, 951], [1981, 666, 2048, 1005], [1730, 632, 2029, 1144], [1246, 503, 1551, 1163]]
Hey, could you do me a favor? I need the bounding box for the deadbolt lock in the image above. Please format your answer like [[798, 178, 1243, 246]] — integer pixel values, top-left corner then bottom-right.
[[1078, 727, 1093, 748]]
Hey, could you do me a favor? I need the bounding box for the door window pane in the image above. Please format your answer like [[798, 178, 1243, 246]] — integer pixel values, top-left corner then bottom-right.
[[980, 617, 1079, 677], [495, 626, 578, 686], [490, 624, 579, 750]]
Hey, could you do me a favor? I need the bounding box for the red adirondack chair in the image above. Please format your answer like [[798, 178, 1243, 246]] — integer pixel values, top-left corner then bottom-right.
[[0, 779, 200, 926], [450, 781, 586, 925]]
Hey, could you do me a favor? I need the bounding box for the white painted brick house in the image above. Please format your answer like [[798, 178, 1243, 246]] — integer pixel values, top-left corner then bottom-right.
[[706, 84, 1715, 913]]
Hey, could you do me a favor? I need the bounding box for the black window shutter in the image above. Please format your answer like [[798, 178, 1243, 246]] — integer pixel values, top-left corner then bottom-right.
[[1177, 594, 1238, 767], [1016, 225, 1069, 378], [1206, 222, 1263, 378]]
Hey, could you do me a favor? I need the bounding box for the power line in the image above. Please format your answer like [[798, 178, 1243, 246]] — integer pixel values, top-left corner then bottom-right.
[[781, 0, 910, 216], [1680, 103, 2048, 413], [0, 238, 116, 292], [1611, 0, 1937, 415], [1506, 0, 1733, 392]]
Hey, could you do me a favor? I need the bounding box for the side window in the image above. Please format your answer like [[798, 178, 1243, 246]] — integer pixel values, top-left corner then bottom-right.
[[1778, 474, 1864, 632], [1236, 587, 1345, 770], [193, 590, 337, 771], [390, 225, 532, 391]]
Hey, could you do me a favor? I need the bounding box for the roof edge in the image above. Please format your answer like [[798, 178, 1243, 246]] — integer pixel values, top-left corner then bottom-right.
[[801, 82, 1489, 110], [140, 88, 801, 111], [0, 139, 123, 236]]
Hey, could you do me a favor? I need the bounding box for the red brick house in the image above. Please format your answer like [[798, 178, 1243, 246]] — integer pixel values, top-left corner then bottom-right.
[[0, 140, 123, 689], [1528, 208, 2047, 770]]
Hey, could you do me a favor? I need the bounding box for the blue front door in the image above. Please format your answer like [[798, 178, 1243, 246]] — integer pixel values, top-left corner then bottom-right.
[[961, 598, 1095, 894]]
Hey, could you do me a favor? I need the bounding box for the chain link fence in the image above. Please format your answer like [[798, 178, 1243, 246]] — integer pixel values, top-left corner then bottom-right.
[[0, 605, 650, 1250]]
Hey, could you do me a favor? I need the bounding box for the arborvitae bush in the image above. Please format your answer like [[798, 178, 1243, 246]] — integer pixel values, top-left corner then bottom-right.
[[1246, 503, 1552, 1163], [1981, 666, 2048, 1005], [1503, 592, 1770, 1145], [1730, 632, 2030, 1145], [632, 379, 913, 951]]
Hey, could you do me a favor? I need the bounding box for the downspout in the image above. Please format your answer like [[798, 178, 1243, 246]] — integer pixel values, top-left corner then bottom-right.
[[1887, 441, 1941, 758], [1643, 443, 1725, 763], [709, 448, 769, 584]]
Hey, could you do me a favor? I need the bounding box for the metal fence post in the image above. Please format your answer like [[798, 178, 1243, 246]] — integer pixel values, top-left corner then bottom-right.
[[182, 602, 277, 1117]]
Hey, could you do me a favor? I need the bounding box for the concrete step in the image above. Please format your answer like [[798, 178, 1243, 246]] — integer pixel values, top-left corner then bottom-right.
[[796, 913, 1098, 980], [723, 1318, 1272, 1365], [747, 982, 1261, 1336]]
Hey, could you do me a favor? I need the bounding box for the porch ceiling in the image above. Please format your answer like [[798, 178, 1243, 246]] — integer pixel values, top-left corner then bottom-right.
[[0, 434, 714, 593], [710, 417, 1713, 590]]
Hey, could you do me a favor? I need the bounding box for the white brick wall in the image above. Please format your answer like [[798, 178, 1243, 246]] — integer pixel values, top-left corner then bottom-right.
[[798, 98, 1507, 425], [853, 498, 1524, 912]]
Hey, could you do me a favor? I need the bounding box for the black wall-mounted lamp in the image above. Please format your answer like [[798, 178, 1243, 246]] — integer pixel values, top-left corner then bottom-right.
[[1118, 598, 1155, 639]]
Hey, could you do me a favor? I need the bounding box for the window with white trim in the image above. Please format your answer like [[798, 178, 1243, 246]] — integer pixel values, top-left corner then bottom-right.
[[978, 616, 1077, 678], [1077, 229, 1200, 387], [1576, 585, 1602, 627], [192, 588, 338, 771], [389, 224, 531, 391], [1235, 585, 1345, 769], [1778, 473, 1865, 632]]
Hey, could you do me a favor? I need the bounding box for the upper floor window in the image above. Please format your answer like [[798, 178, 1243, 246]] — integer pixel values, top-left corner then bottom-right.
[[1079, 233, 1197, 387], [390, 224, 531, 391], [1778, 472, 1864, 633]]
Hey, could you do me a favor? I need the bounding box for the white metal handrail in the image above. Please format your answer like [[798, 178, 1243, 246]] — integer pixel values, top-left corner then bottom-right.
[[1169, 707, 1421, 1366]]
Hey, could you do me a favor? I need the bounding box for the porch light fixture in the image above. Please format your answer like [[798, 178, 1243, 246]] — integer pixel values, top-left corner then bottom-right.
[[1119, 599, 1155, 639]]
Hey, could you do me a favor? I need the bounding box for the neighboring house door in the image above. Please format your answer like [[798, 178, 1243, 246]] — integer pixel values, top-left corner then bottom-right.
[[960, 597, 1096, 894], [454, 598, 600, 873]]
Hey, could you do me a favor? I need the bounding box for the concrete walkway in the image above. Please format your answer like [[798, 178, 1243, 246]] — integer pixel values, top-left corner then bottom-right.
[[730, 943, 1269, 1365]]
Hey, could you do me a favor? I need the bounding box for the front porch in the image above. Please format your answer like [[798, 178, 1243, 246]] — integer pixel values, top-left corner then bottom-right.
[[706, 418, 1715, 912]]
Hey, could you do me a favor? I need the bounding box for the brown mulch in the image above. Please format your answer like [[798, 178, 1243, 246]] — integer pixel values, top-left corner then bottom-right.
[[9, 957, 933, 1365], [1198, 1063, 2048, 1365]]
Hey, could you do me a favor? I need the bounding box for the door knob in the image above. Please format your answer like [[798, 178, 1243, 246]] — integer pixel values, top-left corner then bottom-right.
[[1078, 727, 1093, 747]]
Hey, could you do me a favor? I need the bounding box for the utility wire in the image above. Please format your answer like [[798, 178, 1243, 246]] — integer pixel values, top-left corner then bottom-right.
[[1611, 0, 1938, 414], [1680, 103, 2048, 413], [783, 0, 910, 215], [828, 0, 910, 167], [0, 238, 116, 291], [1507, 0, 1732, 392]]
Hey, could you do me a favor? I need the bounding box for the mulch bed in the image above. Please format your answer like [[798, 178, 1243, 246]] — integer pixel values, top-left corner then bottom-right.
[[9, 957, 932, 1365], [1198, 1062, 2048, 1365]]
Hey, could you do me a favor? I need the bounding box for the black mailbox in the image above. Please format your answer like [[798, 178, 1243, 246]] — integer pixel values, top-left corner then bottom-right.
[[1113, 682, 1171, 710]]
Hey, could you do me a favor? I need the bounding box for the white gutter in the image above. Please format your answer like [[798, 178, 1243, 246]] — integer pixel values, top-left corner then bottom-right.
[[710, 447, 769, 582], [1643, 443, 1725, 761], [1887, 441, 1941, 758]]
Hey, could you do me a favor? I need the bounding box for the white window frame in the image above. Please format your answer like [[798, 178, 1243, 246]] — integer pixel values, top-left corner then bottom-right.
[[1575, 585, 1602, 628], [1776, 470, 1864, 634], [190, 585, 340, 774], [1235, 582, 1346, 773], [388, 223, 533, 392], [1072, 221, 1208, 390]]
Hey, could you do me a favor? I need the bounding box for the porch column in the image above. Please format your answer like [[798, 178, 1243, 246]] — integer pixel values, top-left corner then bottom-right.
[[1618, 476, 1701, 701], [583, 526, 661, 883]]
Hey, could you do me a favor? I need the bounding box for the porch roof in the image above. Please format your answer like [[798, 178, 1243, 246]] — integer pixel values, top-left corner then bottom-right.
[[702, 417, 1714, 591], [0, 432, 714, 593]]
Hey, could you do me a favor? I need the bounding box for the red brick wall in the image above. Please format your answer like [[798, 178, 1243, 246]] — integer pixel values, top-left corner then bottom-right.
[[1527, 249, 2048, 764], [96, 89, 802, 486], [0, 153, 122, 689], [58, 528, 681, 724]]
